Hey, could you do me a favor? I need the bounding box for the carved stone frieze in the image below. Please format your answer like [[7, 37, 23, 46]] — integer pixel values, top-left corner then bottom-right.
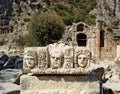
[[23, 48, 38, 73], [63, 46, 74, 69], [23, 45, 91, 74], [50, 48, 63, 69], [75, 47, 91, 68], [38, 47, 48, 69]]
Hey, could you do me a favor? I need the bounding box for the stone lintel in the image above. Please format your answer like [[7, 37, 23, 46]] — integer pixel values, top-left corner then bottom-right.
[[25, 68, 90, 75], [20, 75, 100, 94]]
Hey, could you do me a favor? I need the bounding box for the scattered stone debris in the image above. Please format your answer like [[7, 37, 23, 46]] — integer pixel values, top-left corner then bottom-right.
[[0, 69, 22, 94]]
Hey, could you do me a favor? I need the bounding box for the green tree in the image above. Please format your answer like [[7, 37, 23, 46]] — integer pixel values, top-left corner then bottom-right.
[[28, 12, 65, 46], [0, 39, 6, 46], [16, 35, 38, 47]]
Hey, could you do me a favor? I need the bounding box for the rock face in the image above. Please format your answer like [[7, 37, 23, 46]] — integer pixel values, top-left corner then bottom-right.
[[0, 0, 45, 35], [96, 0, 120, 26], [0, 55, 23, 70], [0, 0, 12, 26], [1, 0, 120, 35], [0, 69, 22, 94]]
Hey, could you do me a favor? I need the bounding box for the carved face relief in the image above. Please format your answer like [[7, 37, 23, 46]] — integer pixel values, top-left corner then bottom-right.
[[24, 55, 35, 69], [50, 56, 61, 68], [78, 54, 88, 68], [24, 50, 36, 69], [75, 49, 91, 68], [50, 48, 63, 69]]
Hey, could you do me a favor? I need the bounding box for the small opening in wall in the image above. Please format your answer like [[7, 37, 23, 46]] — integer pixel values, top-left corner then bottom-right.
[[100, 30, 105, 47], [77, 33, 87, 46], [77, 24, 84, 31]]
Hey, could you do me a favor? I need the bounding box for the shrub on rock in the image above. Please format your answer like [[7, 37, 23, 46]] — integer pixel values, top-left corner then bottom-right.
[[28, 12, 65, 46]]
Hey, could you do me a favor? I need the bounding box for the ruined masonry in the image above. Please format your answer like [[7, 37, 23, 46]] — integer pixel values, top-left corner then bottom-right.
[[65, 20, 119, 60], [21, 46, 100, 94], [20, 21, 120, 94]]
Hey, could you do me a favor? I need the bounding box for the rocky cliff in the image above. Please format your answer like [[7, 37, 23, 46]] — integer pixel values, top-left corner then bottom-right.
[[0, 0, 47, 44], [0, 0, 120, 45], [96, 0, 120, 26], [0, 0, 45, 32]]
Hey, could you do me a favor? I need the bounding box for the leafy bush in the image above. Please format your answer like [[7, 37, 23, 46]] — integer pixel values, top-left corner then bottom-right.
[[0, 39, 6, 46], [28, 12, 65, 46], [105, 24, 119, 29], [15, 36, 27, 48], [23, 18, 30, 22], [15, 34, 36, 47]]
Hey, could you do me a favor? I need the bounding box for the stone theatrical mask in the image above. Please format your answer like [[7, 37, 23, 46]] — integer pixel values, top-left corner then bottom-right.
[[24, 50, 36, 69], [50, 48, 63, 69], [78, 54, 88, 68], [76, 50, 91, 68]]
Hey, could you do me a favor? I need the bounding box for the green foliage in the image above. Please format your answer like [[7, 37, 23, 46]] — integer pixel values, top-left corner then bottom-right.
[[40, 8, 48, 12], [23, 18, 30, 22], [62, 15, 74, 25], [41, 0, 51, 6], [16, 0, 97, 47], [16, 36, 27, 48], [28, 12, 65, 46], [15, 35, 37, 47], [105, 24, 119, 29], [0, 39, 6, 46], [84, 15, 96, 25], [43, 0, 97, 25]]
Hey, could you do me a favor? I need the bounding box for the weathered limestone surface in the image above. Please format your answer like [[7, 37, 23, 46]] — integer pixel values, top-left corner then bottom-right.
[[31, 68, 89, 75], [96, 0, 120, 25], [21, 43, 120, 94], [20, 45, 102, 94], [20, 75, 100, 94], [117, 45, 120, 58], [23, 46, 91, 74]]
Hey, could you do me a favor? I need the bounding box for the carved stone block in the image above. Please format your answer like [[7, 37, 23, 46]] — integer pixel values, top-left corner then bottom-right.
[[63, 46, 74, 68], [75, 47, 91, 69], [23, 48, 38, 73], [38, 47, 48, 69], [23, 46, 92, 74], [49, 48, 63, 69], [20, 75, 100, 94]]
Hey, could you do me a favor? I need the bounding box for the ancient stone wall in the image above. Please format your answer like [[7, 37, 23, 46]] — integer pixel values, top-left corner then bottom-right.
[[66, 22, 119, 60], [100, 30, 117, 60]]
